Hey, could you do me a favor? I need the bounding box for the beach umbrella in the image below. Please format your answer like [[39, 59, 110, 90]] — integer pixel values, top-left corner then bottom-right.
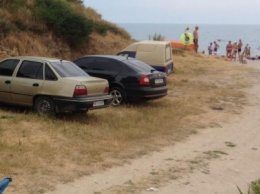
[[0, 178, 12, 194]]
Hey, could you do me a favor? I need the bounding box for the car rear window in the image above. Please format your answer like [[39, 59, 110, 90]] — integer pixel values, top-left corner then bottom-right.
[[124, 58, 154, 72], [51, 61, 89, 77], [91, 58, 122, 72]]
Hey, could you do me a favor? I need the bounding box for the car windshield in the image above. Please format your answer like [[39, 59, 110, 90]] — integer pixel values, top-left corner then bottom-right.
[[125, 58, 155, 72], [51, 61, 89, 77]]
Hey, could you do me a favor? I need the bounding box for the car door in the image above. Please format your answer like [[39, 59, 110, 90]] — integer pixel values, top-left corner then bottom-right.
[[0, 59, 20, 103], [10, 60, 44, 106], [87, 58, 121, 84]]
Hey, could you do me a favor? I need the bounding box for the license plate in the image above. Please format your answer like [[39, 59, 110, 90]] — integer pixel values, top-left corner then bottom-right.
[[155, 79, 164, 84], [93, 100, 104, 107]]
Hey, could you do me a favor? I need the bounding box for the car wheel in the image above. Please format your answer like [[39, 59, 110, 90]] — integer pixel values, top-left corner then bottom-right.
[[34, 96, 56, 116], [110, 87, 125, 106]]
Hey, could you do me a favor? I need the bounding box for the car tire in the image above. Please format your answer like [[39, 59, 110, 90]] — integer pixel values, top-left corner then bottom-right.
[[34, 96, 56, 116], [110, 87, 125, 106]]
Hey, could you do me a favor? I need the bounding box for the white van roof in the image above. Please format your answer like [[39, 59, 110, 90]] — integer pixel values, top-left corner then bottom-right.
[[121, 41, 171, 52]]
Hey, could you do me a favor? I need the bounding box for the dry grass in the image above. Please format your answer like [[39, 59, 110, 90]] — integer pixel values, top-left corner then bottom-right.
[[0, 0, 133, 60], [0, 50, 259, 194], [0, 31, 133, 60]]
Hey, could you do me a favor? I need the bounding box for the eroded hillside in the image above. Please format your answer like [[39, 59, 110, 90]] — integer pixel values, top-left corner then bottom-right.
[[0, 0, 133, 60]]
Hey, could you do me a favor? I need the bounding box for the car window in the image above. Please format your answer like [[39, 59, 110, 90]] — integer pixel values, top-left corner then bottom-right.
[[117, 52, 136, 58], [73, 57, 94, 70], [165, 44, 172, 62], [45, 63, 58, 81], [17, 60, 43, 80], [125, 58, 154, 72], [51, 61, 89, 77], [0, 59, 20, 76], [91, 58, 122, 72]]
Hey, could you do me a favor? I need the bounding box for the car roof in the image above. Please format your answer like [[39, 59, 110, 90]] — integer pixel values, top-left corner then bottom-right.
[[78, 55, 156, 73], [81, 55, 128, 62], [137, 40, 170, 45], [4, 56, 68, 63]]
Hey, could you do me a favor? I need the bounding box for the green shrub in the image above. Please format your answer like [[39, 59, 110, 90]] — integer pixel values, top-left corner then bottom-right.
[[59, 14, 93, 46], [94, 21, 131, 39], [237, 179, 260, 194], [94, 22, 108, 36], [66, 0, 84, 3], [0, 0, 27, 11], [251, 179, 260, 194], [148, 33, 165, 41], [0, 17, 15, 34], [33, 0, 93, 47], [14, 19, 27, 31], [34, 0, 71, 27], [107, 23, 131, 39]]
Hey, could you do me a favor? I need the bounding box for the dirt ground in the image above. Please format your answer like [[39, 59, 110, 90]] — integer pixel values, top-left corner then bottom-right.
[[45, 60, 260, 194]]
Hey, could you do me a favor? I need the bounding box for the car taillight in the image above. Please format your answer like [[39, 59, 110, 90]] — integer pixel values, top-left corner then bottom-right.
[[104, 86, 109, 94], [74, 85, 87, 96], [140, 75, 150, 86]]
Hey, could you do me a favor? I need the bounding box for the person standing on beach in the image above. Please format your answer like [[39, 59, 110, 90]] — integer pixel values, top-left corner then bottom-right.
[[208, 42, 214, 55], [244, 44, 249, 58], [232, 41, 238, 61], [214, 41, 219, 55], [226, 41, 233, 60], [184, 27, 189, 37], [193, 26, 199, 53], [237, 39, 243, 59]]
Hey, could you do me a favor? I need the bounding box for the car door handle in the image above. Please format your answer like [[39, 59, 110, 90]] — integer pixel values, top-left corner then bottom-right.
[[33, 83, 39, 87], [5, 80, 11, 84]]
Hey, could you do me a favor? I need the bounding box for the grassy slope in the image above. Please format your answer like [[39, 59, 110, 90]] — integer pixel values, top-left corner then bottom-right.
[[1, 49, 258, 193], [0, 0, 134, 60]]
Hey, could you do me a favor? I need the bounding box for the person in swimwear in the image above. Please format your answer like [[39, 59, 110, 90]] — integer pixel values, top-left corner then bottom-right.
[[232, 41, 238, 61], [214, 41, 219, 55], [237, 39, 243, 59], [193, 26, 199, 53], [226, 41, 233, 60], [244, 44, 249, 58], [208, 42, 214, 55]]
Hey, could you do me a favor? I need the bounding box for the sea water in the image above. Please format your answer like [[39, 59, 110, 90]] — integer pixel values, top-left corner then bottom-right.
[[117, 23, 260, 57]]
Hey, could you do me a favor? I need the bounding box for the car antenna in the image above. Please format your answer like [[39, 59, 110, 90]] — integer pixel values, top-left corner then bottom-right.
[[60, 59, 63, 65]]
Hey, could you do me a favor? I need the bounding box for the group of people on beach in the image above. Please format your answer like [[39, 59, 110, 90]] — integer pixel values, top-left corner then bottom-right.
[[226, 39, 251, 63], [182, 26, 253, 64], [205, 39, 251, 64], [207, 41, 219, 55], [187, 26, 254, 64]]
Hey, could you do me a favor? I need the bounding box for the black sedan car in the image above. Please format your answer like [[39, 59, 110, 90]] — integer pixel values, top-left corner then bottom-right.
[[73, 55, 168, 106]]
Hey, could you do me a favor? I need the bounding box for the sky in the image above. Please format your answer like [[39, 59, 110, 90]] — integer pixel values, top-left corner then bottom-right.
[[83, 0, 260, 24]]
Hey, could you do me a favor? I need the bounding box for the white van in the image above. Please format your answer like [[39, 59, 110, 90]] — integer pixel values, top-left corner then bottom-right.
[[117, 40, 174, 75]]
